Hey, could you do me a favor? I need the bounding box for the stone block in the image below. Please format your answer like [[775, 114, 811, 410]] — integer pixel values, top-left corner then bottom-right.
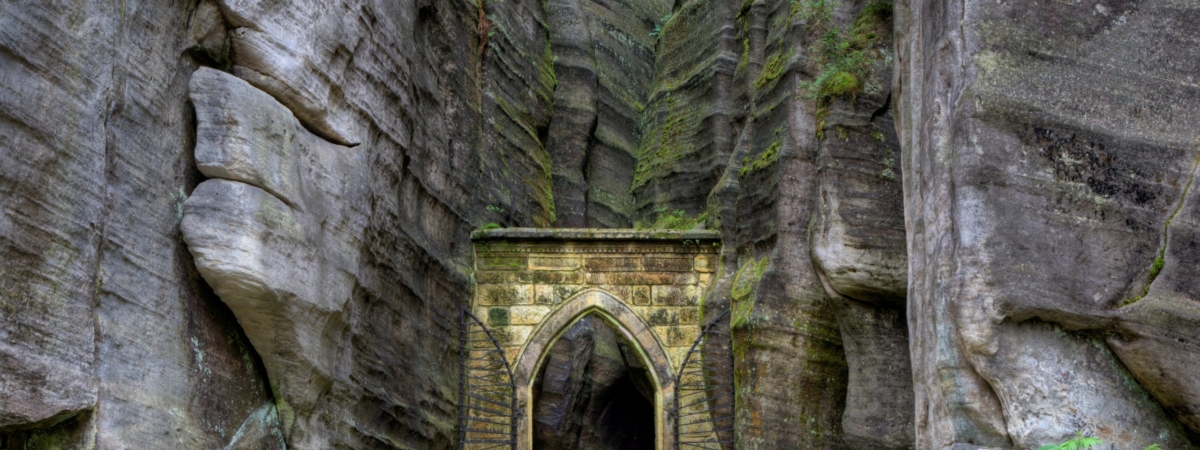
[[693, 254, 715, 272], [605, 285, 632, 303], [529, 256, 580, 270], [518, 270, 584, 284], [492, 326, 533, 346], [509, 306, 551, 325], [656, 326, 700, 347], [665, 347, 691, 371], [632, 286, 651, 305], [607, 272, 675, 285], [487, 308, 510, 326], [678, 307, 700, 325], [534, 285, 555, 305], [476, 271, 517, 284], [653, 285, 699, 305], [477, 284, 531, 306], [479, 256, 527, 271], [552, 285, 584, 303], [585, 273, 606, 284], [675, 273, 698, 285], [584, 257, 642, 272], [644, 257, 693, 272], [504, 348, 521, 365], [534, 284, 584, 304], [646, 309, 679, 326]]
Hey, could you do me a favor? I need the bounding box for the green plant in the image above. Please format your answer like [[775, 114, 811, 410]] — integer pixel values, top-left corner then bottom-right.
[[480, 222, 501, 230], [1037, 432, 1103, 450], [485, 205, 505, 213], [641, 207, 706, 230], [650, 13, 672, 37], [739, 139, 782, 177], [799, 2, 892, 106], [1143, 445, 1162, 450], [792, 0, 832, 26]]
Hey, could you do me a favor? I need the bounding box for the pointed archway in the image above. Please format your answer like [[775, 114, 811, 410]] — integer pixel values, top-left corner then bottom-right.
[[512, 289, 676, 450]]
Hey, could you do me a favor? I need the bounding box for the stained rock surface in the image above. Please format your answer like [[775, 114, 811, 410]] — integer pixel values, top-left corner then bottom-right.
[[895, 0, 1200, 447], [1, 1, 277, 448], [182, 67, 368, 444], [1, 0, 1199, 448]]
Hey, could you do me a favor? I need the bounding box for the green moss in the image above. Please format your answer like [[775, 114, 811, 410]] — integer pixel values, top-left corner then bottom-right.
[[821, 70, 859, 97], [639, 207, 707, 230], [487, 308, 510, 326], [852, 2, 892, 37], [879, 157, 896, 180], [730, 257, 769, 328], [798, 2, 892, 105], [754, 49, 788, 89], [739, 138, 782, 177], [480, 222, 501, 230], [1123, 152, 1200, 306], [650, 13, 672, 37], [731, 257, 769, 301], [632, 90, 701, 190], [736, 38, 751, 75], [794, 0, 832, 25]]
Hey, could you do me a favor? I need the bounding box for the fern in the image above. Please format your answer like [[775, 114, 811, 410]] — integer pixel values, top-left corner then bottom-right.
[[649, 14, 672, 37], [1038, 432, 1104, 450]]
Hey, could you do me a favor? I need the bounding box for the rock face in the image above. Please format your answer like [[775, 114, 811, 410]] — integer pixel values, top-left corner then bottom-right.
[[545, 0, 669, 227], [1, 1, 277, 448], [895, 0, 1200, 447], [2, 0, 1199, 448], [182, 67, 368, 444]]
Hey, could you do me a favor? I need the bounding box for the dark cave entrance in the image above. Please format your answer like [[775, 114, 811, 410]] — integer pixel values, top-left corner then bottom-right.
[[530, 315, 657, 450]]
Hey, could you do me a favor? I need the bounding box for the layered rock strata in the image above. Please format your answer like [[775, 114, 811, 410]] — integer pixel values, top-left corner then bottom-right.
[[895, 0, 1200, 447], [2, 0, 1199, 448]]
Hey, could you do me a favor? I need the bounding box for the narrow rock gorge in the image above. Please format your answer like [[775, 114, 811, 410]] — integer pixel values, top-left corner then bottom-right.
[[0, 0, 1197, 449]]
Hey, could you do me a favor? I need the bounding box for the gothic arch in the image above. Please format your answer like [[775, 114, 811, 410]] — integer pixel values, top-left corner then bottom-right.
[[512, 288, 676, 449]]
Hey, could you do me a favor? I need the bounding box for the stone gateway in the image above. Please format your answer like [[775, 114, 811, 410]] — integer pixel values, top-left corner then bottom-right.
[[466, 229, 723, 449]]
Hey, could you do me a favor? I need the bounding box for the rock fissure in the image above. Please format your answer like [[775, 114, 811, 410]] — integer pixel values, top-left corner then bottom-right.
[[1125, 141, 1200, 306]]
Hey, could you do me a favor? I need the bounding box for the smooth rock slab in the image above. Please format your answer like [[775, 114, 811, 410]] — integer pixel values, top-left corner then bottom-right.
[[182, 68, 367, 440]]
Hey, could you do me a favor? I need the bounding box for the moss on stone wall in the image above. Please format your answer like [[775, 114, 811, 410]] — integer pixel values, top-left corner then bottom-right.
[[731, 257, 770, 327]]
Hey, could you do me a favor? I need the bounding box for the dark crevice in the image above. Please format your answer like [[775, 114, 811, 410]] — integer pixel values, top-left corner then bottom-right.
[[581, 114, 599, 224], [1123, 148, 1200, 306], [531, 315, 656, 450]]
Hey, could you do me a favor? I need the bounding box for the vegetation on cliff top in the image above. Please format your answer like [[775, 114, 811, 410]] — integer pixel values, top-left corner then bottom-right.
[[800, 2, 892, 109]]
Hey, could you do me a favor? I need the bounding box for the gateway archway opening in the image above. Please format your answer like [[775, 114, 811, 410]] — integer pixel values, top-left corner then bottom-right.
[[531, 314, 656, 450]]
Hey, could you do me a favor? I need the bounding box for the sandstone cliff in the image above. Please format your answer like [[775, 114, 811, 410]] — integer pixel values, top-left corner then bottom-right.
[[0, 0, 1197, 449]]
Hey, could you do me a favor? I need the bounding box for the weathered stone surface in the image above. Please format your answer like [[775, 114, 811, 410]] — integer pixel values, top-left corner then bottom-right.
[[806, 6, 915, 447], [811, 67, 907, 305], [836, 299, 914, 449], [544, 0, 667, 227], [1, 1, 278, 448], [6, 0, 1200, 447], [896, 0, 1200, 446], [630, 0, 740, 222], [191, 68, 306, 207], [216, 2, 363, 146]]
